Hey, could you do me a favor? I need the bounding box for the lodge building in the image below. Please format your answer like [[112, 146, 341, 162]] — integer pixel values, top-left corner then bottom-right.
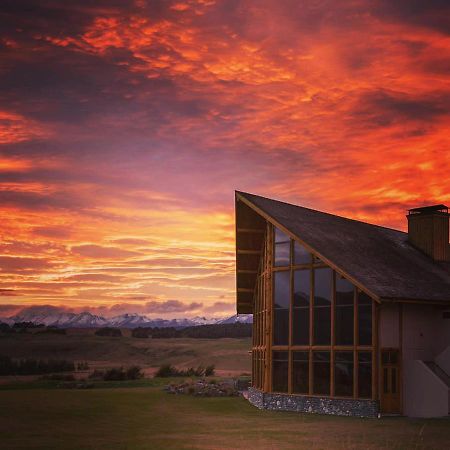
[[235, 191, 450, 418]]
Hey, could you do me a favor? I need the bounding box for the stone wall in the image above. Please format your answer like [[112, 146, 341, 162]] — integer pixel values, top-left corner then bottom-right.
[[247, 387, 379, 418]]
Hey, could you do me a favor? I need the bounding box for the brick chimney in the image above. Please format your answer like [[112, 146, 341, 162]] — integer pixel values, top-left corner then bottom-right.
[[407, 204, 449, 261]]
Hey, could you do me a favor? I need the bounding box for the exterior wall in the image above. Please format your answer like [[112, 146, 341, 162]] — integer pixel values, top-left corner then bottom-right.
[[401, 304, 450, 417], [379, 303, 400, 348], [403, 360, 448, 418], [379, 302, 450, 417], [248, 387, 379, 418]]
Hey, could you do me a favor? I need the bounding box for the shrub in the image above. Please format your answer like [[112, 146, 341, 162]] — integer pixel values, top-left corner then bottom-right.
[[38, 327, 66, 335], [41, 373, 75, 381], [154, 364, 215, 378], [126, 366, 144, 380], [94, 327, 122, 337], [131, 328, 151, 338], [77, 361, 90, 371], [205, 365, 215, 376], [0, 355, 75, 375], [88, 366, 144, 381]]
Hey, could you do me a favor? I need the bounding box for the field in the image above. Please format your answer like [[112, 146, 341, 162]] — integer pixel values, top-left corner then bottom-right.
[[1, 331, 449, 449], [1, 384, 449, 450], [0, 329, 251, 377]]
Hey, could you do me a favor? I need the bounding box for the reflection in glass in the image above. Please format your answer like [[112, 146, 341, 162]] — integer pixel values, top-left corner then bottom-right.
[[313, 351, 330, 395], [358, 352, 372, 398], [274, 241, 290, 266], [294, 241, 311, 265], [293, 270, 310, 345], [335, 274, 354, 345], [314, 268, 332, 345], [275, 228, 290, 243], [334, 352, 353, 397], [293, 351, 309, 394], [358, 291, 372, 345], [274, 270, 289, 345], [272, 351, 288, 392]]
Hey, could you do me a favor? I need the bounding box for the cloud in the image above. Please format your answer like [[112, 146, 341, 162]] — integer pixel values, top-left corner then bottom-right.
[[71, 244, 141, 259], [0, 256, 55, 273]]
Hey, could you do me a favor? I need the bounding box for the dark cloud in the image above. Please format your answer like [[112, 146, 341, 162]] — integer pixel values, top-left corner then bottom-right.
[[352, 90, 449, 128], [0, 255, 54, 273], [143, 300, 202, 314], [371, 1, 450, 34], [0, 289, 19, 296], [71, 244, 141, 259]]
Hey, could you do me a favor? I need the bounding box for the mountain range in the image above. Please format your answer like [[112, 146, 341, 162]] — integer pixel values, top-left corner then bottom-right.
[[0, 308, 253, 329]]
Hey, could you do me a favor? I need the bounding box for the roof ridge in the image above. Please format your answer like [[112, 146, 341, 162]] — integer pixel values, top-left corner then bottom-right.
[[236, 191, 405, 235]]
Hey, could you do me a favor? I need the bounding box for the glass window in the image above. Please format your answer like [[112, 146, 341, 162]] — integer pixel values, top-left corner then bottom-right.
[[335, 274, 354, 345], [273, 271, 290, 345], [293, 269, 310, 345], [272, 351, 288, 392], [313, 268, 332, 345], [313, 351, 330, 395], [274, 228, 290, 267], [293, 351, 309, 394], [334, 351, 353, 397], [358, 291, 372, 345], [294, 241, 311, 265], [358, 352, 372, 398]]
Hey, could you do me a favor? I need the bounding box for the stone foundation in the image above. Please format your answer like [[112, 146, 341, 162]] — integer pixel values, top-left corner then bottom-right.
[[247, 387, 379, 418]]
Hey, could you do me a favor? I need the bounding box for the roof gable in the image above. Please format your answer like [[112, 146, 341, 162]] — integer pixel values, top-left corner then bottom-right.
[[236, 191, 450, 311]]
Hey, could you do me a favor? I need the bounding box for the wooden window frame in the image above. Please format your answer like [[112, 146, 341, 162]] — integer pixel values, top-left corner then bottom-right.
[[266, 225, 377, 400]]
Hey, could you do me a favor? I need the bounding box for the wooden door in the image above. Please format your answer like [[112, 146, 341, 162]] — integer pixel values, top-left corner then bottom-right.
[[380, 349, 400, 414]]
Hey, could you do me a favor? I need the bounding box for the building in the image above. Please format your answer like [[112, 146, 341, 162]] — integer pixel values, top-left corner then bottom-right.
[[235, 191, 450, 418]]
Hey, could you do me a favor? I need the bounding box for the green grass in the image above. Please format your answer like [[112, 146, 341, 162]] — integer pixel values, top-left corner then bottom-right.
[[0, 386, 448, 450]]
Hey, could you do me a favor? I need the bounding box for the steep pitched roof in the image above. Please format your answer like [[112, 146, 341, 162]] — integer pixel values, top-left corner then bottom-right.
[[235, 191, 450, 312]]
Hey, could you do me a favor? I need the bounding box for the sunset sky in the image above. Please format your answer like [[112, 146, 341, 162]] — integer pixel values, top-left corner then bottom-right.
[[0, 1, 449, 318]]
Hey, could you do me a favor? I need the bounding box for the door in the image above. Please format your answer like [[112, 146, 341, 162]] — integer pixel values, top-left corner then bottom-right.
[[381, 349, 400, 414]]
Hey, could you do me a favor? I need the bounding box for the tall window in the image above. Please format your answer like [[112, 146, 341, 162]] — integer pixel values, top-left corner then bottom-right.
[[272, 351, 288, 392], [358, 352, 372, 398], [335, 274, 354, 345], [313, 268, 332, 345], [293, 269, 310, 345], [273, 270, 289, 345], [274, 228, 290, 267], [292, 351, 309, 394], [313, 351, 330, 395], [335, 351, 353, 397], [358, 291, 372, 345]]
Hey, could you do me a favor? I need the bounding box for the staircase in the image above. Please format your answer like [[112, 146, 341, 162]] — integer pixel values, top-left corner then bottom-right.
[[424, 361, 450, 414]]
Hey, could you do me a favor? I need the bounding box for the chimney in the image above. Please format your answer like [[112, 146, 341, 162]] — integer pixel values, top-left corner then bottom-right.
[[407, 204, 449, 261]]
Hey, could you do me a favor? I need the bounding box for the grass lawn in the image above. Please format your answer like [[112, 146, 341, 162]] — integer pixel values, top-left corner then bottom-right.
[[0, 384, 448, 450]]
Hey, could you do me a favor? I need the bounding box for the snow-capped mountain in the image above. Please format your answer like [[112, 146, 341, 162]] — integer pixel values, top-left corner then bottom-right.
[[2, 306, 252, 329], [217, 314, 253, 325]]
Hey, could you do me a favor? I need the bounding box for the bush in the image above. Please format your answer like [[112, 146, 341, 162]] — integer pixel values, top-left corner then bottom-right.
[[94, 327, 122, 337], [40, 373, 75, 381], [38, 327, 66, 335], [205, 365, 215, 376], [131, 328, 151, 338], [88, 366, 144, 381], [0, 355, 75, 375], [154, 364, 215, 378], [77, 361, 89, 371]]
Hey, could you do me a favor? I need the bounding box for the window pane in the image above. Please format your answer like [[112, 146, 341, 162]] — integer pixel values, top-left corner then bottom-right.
[[273, 309, 289, 345], [274, 271, 290, 309], [272, 351, 288, 392], [275, 228, 290, 243], [294, 241, 311, 265], [293, 269, 310, 345], [334, 351, 353, 397], [358, 292, 372, 345], [274, 242, 290, 267], [313, 351, 330, 395], [293, 270, 310, 307], [314, 268, 332, 345], [358, 352, 372, 398], [293, 351, 309, 394], [335, 274, 354, 345]]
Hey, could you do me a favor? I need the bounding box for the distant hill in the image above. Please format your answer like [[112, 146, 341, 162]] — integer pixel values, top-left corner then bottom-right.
[[0, 306, 252, 329]]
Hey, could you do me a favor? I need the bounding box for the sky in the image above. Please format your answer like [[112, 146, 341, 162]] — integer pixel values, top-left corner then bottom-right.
[[0, 0, 449, 318]]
